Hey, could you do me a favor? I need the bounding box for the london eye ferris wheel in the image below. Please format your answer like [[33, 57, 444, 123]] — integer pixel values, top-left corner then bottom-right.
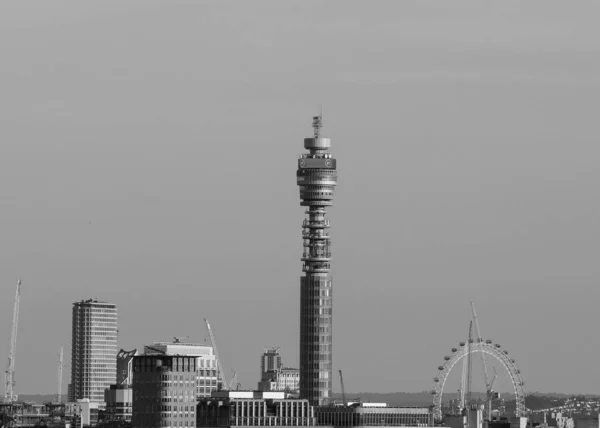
[[431, 303, 526, 422]]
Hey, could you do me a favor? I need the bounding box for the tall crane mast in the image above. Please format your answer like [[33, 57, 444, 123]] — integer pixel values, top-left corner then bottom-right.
[[57, 346, 64, 403], [470, 302, 491, 393], [204, 319, 228, 391], [458, 336, 469, 411], [465, 321, 473, 414], [338, 370, 347, 406], [4, 278, 21, 403], [471, 301, 498, 420]]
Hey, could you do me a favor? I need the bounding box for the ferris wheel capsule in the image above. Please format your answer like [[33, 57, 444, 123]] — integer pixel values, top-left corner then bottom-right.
[[430, 390, 436, 395], [438, 366, 444, 371], [495, 344, 501, 348], [459, 342, 466, 346], [486, 340, 493, 344], [444, 356, 451, 360]]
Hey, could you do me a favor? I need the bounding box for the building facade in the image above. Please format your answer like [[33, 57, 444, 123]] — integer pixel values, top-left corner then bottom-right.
[[144, 340, 219, 398], [105, 385, 133, 423], [132, 355, 197, 428], [117, 349, 138, 386], [70, 299, 118, 403], [316, 405, 435, 427], [65, 399, 101, 428], [260, 348, 282, 379], [196, 391, 315, 427], [258, 368, 300, 394], [297, 115, 337, 406], [104, 349, 138, 424]]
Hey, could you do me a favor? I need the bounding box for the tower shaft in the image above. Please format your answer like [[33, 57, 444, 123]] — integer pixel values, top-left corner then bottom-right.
[[297, 115, 337, 406]]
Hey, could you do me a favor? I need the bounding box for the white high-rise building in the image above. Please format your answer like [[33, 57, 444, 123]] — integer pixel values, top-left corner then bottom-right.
[[144, 339, 220, 398], [70, 299, 118, 403]]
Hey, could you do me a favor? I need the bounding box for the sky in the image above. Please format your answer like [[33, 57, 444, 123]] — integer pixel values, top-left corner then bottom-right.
[[1, 1, 600, 396]]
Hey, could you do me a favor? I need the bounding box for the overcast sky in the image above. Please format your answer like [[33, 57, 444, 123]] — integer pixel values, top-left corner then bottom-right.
[[1, 1, 600, 396]]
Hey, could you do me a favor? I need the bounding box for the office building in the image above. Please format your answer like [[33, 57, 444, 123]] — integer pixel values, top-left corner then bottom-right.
[[258, 367, 300, 393], [260, 348, 282, 379], [196, 390, 315, 427], [70, 299, 118, 403], [144, 339, 219, 398], [297, 115, 337, 406], [131, 355, 197, 428], [316, 404, 434, 427], [104, 349, 138, 424], [258, 347, 299, 393]]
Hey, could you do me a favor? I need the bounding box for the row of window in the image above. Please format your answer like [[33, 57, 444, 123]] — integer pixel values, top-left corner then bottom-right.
[[158, 421, 191, 427], [160, 406, 194, 412]]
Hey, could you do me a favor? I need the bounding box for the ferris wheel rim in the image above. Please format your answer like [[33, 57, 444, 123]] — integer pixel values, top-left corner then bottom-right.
[[431, 341, 525, 421]]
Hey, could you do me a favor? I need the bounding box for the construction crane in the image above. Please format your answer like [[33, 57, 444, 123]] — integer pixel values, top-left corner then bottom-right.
[[484, 367, 499, 420], [4, 278, 21, 403], [228, 370, 241, 390], [465, 321, 473, 417], [470, 301, 497, 420], [470, 303, 491, 387], [458, 336, 469, 411], [57, 346, 64, 403], [338, 370, 347, 406], [144, 345, 166, 355], [204, 319, 229, 391]]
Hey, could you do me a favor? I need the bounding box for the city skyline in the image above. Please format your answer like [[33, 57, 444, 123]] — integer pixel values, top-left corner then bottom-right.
[[2, 1, 600, 396]]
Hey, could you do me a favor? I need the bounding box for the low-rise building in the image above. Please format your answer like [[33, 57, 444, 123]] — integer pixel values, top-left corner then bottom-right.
[[66, 399, 101, 428], [316, 404, 434, 427], [196, 390, 315, 427]]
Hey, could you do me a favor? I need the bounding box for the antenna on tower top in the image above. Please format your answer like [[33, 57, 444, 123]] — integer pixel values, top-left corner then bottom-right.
[[312, 107, 323, 139]]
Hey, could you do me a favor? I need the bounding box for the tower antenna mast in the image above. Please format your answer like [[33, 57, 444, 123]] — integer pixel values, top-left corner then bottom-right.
[[4, 278, 21, 403], [57, 346, 64, 403]]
